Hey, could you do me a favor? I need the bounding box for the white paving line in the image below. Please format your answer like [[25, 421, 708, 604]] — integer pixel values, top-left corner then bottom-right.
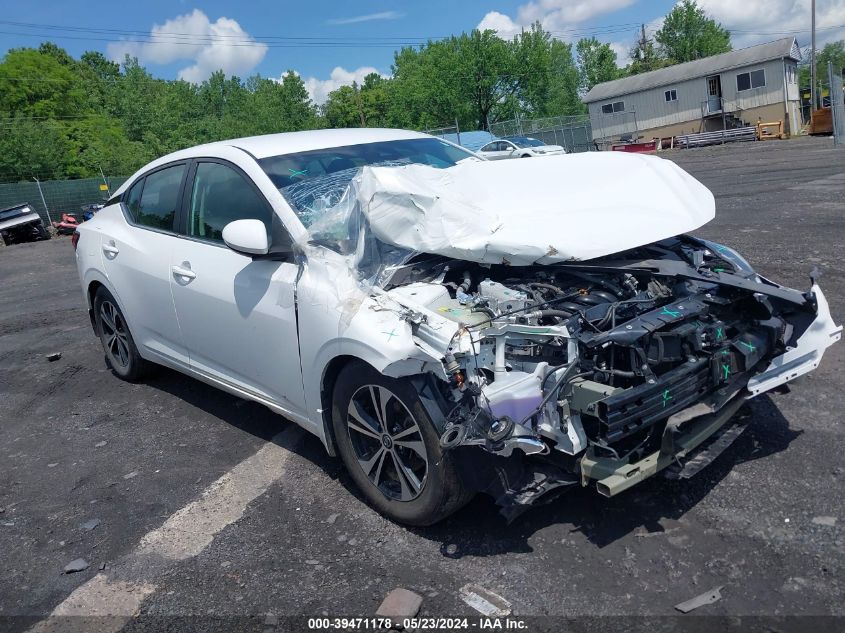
[[28, 426, 302, 632]]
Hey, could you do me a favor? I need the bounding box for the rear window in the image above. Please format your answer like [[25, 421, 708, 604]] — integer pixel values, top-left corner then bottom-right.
[[126, 164, 186, 231]]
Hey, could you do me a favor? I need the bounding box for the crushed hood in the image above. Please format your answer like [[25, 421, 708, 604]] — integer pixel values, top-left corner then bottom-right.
[[356, 152, 715, 265]]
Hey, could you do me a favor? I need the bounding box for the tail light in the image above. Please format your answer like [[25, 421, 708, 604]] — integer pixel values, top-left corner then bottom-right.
[[71, 231, 80, 251]]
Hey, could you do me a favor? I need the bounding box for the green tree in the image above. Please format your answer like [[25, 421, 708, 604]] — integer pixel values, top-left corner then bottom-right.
[[546, 39, 584, 115], [323, 84, 366, 128], [818, 40, 845, 77], [391, 30, 517, 130], [0, 115, 69, 181], [0, 48, 86, 118], [655, 0, 731, 64], [323, 73, 390, 128], [576, 37, 621, 93]]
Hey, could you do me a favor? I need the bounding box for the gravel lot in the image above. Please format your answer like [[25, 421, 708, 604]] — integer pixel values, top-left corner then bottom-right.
[[1, 137, 843, 632]]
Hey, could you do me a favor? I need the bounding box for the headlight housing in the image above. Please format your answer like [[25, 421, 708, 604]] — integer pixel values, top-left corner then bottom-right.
[[700, 239, 757, 278]]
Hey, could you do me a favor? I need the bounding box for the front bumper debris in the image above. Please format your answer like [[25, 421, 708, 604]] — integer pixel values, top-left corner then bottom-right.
[[747, 285, 841, 396], [580, 394, 747, 497]]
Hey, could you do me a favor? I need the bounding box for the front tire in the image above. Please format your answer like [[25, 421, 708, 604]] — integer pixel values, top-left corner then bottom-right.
[[331, 362, 472, 526], [93, 287, 153, 381]]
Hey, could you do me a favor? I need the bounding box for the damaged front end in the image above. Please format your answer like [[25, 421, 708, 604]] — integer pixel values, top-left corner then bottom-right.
[[381, 236, 841, 516], [287, 154, 840, 519]]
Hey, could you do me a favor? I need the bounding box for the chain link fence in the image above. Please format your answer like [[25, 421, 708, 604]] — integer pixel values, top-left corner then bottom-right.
[[488, 114, 596, 153], [0, 176, 128, 225]]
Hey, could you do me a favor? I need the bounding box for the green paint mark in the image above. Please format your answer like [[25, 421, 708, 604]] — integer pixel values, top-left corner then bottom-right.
[[382, 328, 398, 342], [722, 349, 730, 356], [661, 307, 681, 318], [716, 327, 723, 339], [713, 267, 726, 273], [739, 341, 756, 352], [662, 389, 672, 408], [288, 168, 308, 177], [722, 363, 731, 380]]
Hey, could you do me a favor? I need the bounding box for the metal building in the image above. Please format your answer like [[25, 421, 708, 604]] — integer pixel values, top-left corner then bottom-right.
[[584, 38, 802, 143]]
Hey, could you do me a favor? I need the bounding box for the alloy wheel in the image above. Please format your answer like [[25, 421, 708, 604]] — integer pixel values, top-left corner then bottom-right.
[[100, 300, 130, 369], [346, 385, 429, 502]]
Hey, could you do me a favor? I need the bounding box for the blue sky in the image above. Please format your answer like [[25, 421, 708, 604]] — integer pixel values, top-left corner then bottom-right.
[[2, 1, 841, 103]]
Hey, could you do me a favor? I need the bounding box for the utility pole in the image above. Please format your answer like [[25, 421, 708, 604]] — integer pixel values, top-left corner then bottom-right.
[[641, 24, 647, 69], [811, 0, 817, 110]]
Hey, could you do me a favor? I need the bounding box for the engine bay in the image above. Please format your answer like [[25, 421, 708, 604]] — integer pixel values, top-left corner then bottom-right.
[[383, 235, 816, 480]]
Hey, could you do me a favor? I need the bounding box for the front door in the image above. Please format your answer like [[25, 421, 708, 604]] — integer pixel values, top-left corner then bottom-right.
[[169, 159, 306, 415], [706, 75, 722, 113]]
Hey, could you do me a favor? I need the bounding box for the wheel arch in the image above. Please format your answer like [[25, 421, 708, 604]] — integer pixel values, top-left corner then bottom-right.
[[86, 279, 106, 334], [318, 353, 452, 457], [319, 354, 363, 456]]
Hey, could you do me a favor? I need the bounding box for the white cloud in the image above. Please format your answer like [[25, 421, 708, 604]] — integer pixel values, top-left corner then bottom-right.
[[478, 0, 637, 39], [107, 9, 267, 83], [609, 41, 632, 66], [327, 11, 404, 25], [696, 0, 845, 49], [298, 66, 388, 105], [478, 11, 524, 39]]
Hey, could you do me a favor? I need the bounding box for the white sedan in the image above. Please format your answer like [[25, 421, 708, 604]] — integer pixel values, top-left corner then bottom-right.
[[478, 136, 565, 160], [74, 128, 840, 525]]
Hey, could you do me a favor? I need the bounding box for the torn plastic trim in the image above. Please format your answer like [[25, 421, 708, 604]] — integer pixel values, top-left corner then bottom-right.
[[746, 284, 842, 396]]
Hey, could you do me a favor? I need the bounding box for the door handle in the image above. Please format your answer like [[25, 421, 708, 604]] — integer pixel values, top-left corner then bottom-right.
[[102, 242, 119, 257], [171, 265, 196, 281]]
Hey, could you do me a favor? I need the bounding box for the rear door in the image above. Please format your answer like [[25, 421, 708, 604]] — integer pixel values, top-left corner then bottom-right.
[[168, 159, 306, 415], [99, 163, 190, 365]]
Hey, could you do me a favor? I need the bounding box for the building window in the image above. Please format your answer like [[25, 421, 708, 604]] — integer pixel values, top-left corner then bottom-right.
[[601, 101, 625, 114], [664, 89, 678, 102], [737, 69, 766, 91]]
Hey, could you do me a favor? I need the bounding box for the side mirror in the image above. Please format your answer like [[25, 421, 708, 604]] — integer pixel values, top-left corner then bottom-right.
[[222, 219, 269, 256]]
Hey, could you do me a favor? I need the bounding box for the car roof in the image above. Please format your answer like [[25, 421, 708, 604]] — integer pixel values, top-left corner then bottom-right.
[[111, 128, 439, 199], [190, 128, 430, 160]]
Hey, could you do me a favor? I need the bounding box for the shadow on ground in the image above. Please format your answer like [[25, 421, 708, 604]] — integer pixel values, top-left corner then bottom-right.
[[138, 364, 801, 557], [415, 394, 801, 556]]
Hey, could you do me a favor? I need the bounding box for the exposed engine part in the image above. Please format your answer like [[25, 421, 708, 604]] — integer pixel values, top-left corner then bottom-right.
[[394, 235, 820, 470]]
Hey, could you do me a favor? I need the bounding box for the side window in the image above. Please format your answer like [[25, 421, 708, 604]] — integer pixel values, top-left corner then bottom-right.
[[188, 162, 272, 243], [135, 165, 185, 231], [124, 178, 144, 221], [480, 143, 495, 152]]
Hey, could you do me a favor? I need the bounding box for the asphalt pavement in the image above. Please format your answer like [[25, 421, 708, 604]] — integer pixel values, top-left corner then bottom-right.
[[0, 136, 843, 632]]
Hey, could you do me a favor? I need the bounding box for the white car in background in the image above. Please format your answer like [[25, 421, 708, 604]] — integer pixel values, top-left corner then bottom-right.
[[74, 128, 840, 526], [478, 136, 565, 160]]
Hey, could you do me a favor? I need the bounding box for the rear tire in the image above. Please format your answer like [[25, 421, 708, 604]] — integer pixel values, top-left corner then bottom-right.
[[331, 361, 472, 526], [93, 287, 153, 381]]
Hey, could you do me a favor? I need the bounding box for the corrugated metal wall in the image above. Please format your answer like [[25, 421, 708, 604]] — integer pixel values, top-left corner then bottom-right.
[[589, 58, 792, 140]]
